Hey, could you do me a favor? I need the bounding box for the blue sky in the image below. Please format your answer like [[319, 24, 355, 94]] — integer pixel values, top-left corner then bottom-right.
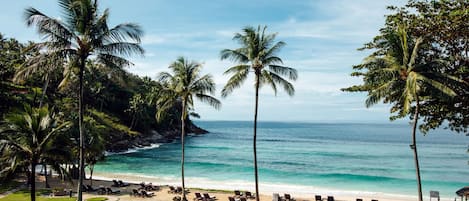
[[0, 0, 408, 123]]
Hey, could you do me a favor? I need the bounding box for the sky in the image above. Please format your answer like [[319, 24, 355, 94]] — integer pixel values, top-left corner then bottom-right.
[[0, 0, 409, 123]]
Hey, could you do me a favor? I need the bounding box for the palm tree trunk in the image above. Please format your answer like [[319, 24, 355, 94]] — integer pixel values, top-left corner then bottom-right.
[[31, 158, 37, 201], [44, 163, 50, 188], [181, 99, 186, 201], [77, 58, 86, 201], [89, 165, 94, 187], [39, 73, 49, 108], [253, 73, 260, 201], [411, 98, 423, 201], [130, 112, 136, 130]]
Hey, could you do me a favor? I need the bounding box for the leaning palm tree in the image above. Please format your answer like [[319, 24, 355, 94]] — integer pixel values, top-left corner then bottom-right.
[[342, 25, 460, 201], [14, 47, 65, 108], [155, 57, 221, 201], [24, 0, 144, 199], [220, 25, 297, 201], [0, 105, 70, 201]]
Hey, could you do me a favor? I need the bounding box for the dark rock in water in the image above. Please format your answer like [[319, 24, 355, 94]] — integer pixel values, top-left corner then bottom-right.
[[188, 122, 208, 134]]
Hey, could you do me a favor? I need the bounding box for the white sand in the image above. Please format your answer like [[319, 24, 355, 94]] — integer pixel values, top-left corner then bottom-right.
[[88, 172, 452, 201]]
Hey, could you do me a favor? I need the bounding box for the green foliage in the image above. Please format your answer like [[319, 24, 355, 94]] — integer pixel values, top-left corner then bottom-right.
[[343, 0, 469, 133], [155, 57, 221, 123], [85, 198, 108, 201], [88, 109, 139, 136], [0, 189, 107, 201], [0, 180, 21, 194], [220, 25, 298, 97]]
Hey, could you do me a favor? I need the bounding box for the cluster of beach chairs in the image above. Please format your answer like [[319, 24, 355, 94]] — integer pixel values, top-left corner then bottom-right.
[[227, 190, 256, 201], [81, 184, 121, 195], [272, 193, 379, 201], [130, 182, 161, 198], [272, 193, 295, 201], [194, 192, 217, 201]]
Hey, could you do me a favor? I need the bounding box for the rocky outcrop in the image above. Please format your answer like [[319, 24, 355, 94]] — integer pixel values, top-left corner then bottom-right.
[[106, 121, 208, 153]]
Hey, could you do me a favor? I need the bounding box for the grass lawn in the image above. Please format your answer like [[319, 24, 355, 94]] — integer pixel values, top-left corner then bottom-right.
[[0, 180, 22, 194], [0, 190, 107, 201]]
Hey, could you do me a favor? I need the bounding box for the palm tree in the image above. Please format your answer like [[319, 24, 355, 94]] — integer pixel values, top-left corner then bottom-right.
[[0, 105, 70, 201], [14, 47, 64, 108], [155, 57, 221, 201], [342, 25, 459, 201], [220, 25, 297, 200], [24, 1, 144, 199], [14, 49, 66, 188]]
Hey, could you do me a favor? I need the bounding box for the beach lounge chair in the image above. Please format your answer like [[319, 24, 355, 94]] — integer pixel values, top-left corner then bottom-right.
[[132, 189, 142, 197], [112, 180, 120, 187], [194, 192, 204, 201], [203, 193, 216, 201], [147, 182, 160, 191], [356, 199, 363, 201], [228, 197, 236, 201], [169, 186, 177, 194], [315, 195, 321, 201], [327, 196, 335, 201], [245, 191, 255, 199], [142, 190, 155, 197], [176, 187, 189, 194], [85, 185, 98, 192], [81, 185, 88, 192], [106, 187, 121, 194], [273, 193, 280, 201], [371, 200, 378, 201], [284, 194, 295, 201], [97, 187, 106, 195], [235, 190, 241, 196], [118, 180, 130, 187], [240, 198, 247, 201]]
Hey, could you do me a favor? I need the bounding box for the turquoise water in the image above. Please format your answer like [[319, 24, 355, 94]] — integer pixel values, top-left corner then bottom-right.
[[95, 121, 469, 197]]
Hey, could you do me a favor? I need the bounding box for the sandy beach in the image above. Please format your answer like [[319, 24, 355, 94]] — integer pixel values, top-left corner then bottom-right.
[[81, 172, 420, 201], [2, 170, 451, 201]]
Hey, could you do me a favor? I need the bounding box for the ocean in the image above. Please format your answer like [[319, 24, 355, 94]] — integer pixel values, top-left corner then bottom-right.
[[94, 121, 469, 198]]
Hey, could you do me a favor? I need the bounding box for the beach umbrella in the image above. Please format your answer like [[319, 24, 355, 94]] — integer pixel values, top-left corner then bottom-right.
[[456, 186, 469, 201]]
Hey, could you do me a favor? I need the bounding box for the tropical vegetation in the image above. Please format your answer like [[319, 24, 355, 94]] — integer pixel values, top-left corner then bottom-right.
[[220, 25, 297, 201], [342, 1, 469, 201], [155, 57, 221, 200], [0, 1, 468, 201], [0, 190, 107, 201], [24, 0, 144, 199]]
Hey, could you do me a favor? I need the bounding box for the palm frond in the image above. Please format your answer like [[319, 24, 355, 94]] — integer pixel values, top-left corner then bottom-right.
[[195, 94, 221, 110], [221, 66, 250, 97], [99, 42, 144, 57], [106, 23, 143, 43], [220, 49, 249, 63], [268, 71, 295, 96], [268, 65, 298, 81]]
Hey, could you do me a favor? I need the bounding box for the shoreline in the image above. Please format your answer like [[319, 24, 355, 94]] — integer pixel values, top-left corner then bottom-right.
[[91, 171, 428, 201]]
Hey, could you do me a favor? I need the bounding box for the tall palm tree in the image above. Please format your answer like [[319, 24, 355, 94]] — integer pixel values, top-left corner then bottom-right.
[[24, 1, 144, 199], [342, 25, 459, 201], [0, 105, 70, 201], [220, 25, 297, 200], [155, 57, 221, 201]]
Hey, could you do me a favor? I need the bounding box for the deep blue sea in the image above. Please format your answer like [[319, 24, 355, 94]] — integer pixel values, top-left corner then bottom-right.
[[94, 121, 469, 198]]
